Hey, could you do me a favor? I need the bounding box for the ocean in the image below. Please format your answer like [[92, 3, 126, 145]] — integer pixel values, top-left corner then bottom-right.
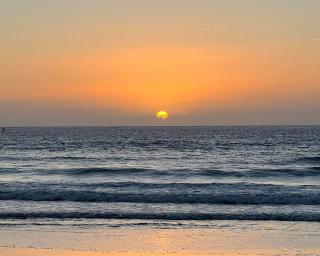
[[0, 126, 320, 227]]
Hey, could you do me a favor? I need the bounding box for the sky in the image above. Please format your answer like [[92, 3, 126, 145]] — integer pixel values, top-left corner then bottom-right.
[[0, 0, 319, 126]]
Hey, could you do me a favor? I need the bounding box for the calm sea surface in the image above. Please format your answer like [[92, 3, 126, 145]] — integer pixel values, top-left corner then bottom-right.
[[0, 126, 320, 227]]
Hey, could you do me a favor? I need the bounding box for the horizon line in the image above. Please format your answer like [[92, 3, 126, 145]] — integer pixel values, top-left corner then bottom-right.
[[1, 124, 320, 128]]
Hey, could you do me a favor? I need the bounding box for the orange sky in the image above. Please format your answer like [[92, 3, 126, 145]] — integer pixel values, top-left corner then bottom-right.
[[0, 1, 319, 125]]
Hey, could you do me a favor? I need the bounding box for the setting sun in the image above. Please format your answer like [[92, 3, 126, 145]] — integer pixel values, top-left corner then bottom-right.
[[156, 111, 169, 120]]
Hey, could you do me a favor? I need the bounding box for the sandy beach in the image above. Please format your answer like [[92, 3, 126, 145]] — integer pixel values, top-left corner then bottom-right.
[[2, 248, 319, 256], [0, 220, 319, 256]]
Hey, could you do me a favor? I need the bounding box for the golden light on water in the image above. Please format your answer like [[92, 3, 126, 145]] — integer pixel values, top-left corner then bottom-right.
[[156, 111, 169, 120]]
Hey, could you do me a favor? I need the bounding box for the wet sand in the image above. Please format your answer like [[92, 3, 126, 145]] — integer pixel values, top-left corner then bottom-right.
[[0, 220, 319, 256], [2, 247, 320, 256]]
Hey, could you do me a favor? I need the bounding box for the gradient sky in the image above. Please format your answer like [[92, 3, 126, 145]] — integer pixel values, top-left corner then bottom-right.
[[1, 0, 319, 126]]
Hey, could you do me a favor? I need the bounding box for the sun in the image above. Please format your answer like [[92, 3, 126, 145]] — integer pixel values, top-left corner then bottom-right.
[[156, 111, 169, 120]]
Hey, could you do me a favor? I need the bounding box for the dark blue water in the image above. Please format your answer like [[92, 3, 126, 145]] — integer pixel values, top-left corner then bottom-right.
[[0, 126, 320, 224]]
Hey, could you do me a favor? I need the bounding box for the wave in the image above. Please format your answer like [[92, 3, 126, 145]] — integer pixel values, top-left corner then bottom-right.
[[0, 211, 319, 222], [199, 168, 320, 177], [0, 182, 319, 205], [2, 166, 319, 178], [297, 156, 320, 163], [61, 167, 165, 176], [47, 156, 98, 160]]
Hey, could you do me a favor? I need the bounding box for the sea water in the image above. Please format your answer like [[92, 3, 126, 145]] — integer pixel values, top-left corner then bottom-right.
[[0, 126, 320, 225]]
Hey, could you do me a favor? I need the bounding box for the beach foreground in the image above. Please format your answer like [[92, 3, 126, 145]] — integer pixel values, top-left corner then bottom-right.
[[0, 220, 319, 256], [1, 248, 319, 256]]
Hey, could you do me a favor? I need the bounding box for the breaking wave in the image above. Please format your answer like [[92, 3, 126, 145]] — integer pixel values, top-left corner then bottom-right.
[[0, 211, 319, 222], [0, 182, 319, 205]]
